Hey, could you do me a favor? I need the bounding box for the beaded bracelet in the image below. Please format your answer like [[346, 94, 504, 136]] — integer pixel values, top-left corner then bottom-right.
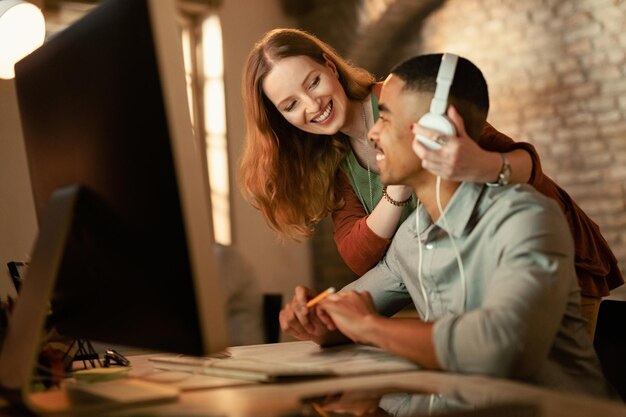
[[382, 186, 412, 207]]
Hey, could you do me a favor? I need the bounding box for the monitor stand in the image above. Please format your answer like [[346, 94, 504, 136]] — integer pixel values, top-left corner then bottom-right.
[[0, 185, 178, 414]]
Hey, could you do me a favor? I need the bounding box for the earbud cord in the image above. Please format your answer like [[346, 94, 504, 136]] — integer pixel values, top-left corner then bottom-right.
[[436, 176, 467, 312], [415, 199, 431, 322], [416, 176, 467, 322]]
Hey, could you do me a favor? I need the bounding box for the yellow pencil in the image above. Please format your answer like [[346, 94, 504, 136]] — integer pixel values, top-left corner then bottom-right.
[[306, 287, 336, 308], [311, 402, 330, 417]]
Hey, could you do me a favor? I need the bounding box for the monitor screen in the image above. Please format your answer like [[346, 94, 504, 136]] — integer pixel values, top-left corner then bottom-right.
[[0, 0, 229, 396]]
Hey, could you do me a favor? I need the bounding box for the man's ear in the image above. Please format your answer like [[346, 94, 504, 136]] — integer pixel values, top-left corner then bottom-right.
[[322, 53, 339, 78]]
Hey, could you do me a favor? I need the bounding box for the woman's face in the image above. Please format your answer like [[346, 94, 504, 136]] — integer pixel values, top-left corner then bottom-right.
[[262, 55, 350, 136]]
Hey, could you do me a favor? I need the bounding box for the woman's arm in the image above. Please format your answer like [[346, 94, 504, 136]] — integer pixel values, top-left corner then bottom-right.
[[332, 172, 410, 276], [414, 110, 623, 297], [455, 148, 532, 184], [412, 106, 536, 185], [365, 184, 412, 238]]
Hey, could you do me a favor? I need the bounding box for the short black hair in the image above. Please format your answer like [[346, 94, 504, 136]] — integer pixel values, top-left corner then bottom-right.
[[390, 53, 489, 116]]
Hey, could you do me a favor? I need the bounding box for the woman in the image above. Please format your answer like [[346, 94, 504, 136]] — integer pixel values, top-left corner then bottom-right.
[[240, 28, 622, 333]]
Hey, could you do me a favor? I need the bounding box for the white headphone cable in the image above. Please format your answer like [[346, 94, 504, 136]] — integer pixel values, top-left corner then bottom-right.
[[415, 176, 467, 322], [415, 198, 431, 322], [436, 175, 467, 312]]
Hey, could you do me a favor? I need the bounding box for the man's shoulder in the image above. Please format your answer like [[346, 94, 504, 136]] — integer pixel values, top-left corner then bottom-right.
[[478, 183, 574, 255], [478, 183, 568, 234], [484, 183, 561, 214]]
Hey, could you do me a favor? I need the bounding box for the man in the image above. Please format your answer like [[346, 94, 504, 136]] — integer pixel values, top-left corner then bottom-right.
[[280, 54, 615, 397]]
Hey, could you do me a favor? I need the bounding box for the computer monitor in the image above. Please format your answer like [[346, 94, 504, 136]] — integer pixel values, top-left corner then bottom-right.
[[0, 0, 229, 406]]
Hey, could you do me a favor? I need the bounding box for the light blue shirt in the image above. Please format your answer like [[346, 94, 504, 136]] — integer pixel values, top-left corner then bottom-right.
[[345, 182, 614, 397]]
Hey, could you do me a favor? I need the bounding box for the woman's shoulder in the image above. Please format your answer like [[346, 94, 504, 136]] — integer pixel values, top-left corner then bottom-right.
[[371, 82, 383, 99]]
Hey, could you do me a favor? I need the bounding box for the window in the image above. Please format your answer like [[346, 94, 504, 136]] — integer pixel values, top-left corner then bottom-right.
[[180, 11, 231, 245], [43, 2, 232, 245]]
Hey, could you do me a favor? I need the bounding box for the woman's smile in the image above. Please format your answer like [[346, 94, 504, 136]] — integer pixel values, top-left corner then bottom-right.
[[262, 55, 349, 135], [311, 101, 333, 124]]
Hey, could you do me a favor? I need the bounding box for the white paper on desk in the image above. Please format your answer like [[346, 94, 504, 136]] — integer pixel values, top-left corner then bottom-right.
[[149, 341, 420, 383], [130, 353, 259, 390], [226, 341, 420, 375]]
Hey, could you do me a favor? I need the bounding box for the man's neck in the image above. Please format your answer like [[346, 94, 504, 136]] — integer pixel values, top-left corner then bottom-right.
[[409, 174, 461, 222]]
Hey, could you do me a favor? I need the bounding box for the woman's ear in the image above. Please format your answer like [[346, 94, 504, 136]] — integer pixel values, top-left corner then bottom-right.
[[322, 53, 339, 78]]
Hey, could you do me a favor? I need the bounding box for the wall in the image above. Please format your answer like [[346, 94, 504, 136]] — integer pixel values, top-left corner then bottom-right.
[[0, 79, 38, 299], [413, 0, 626, 298], [217, 0, 312, 302], [299, 0, 626, 299]]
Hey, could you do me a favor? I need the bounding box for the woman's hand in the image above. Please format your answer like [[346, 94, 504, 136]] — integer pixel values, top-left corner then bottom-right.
[[411, 105, 501, 183]]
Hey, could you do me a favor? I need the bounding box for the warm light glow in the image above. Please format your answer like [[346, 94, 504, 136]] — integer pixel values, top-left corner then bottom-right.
[[202, 15, 223, 78], [359, 0, 396, 27], [0, 1, 45, 79], [204, 81, 226, 134], [202, 15, 231, 245], [180, 28, 196, 132], [179, 13, 231, 245]]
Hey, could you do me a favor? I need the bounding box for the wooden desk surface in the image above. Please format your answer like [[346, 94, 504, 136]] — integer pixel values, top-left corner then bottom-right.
[[2, 345, 626, 417], [116, 368, 626, 417]]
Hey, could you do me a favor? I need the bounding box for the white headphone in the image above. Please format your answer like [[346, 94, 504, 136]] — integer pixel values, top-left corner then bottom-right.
[[414, 53, 459, 150]]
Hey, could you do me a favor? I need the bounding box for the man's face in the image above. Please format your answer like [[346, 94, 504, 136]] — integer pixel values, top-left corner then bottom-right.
[[369, 75, 431, 185]]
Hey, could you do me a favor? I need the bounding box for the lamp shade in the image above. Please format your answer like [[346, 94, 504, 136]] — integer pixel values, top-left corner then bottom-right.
[[0, 0, 45, 80]]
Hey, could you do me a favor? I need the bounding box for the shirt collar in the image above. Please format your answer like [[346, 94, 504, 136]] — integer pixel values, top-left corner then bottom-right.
[[413, 182, 485, 239]]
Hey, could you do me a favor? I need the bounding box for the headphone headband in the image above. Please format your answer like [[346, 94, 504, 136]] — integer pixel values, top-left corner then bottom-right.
[[429, 53, 458, 116]]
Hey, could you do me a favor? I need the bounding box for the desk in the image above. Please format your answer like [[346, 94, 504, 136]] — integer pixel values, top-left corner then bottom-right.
[[122, 360, 626, 417], [142, 374, 626, 417], [2, 343, 626, 417]]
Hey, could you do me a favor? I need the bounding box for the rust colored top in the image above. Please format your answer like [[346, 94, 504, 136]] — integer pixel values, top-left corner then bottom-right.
[[332, 122, 623, 297]]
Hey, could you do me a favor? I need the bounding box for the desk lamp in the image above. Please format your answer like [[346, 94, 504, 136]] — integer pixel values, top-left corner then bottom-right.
[[0, 0, 45, 80]]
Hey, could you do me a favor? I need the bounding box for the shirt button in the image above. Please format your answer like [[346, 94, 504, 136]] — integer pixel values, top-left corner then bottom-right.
[[425, 243, 434, 250]]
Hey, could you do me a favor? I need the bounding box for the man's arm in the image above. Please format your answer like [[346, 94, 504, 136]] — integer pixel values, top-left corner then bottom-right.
[[279, 248, 412, 345], [320, 291, 440, 369], [322, 192, 575, 378], [432, 193, 575, 378]]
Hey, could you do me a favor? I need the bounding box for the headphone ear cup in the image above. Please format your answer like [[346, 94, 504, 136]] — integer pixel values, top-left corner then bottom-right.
[[417, 112, 457, 136], [414, 53, 459, 151]]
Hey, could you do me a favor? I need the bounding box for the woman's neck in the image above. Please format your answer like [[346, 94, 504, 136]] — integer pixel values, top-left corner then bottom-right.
[[341, 97, 369, 140], [344, 96, 379, 174]]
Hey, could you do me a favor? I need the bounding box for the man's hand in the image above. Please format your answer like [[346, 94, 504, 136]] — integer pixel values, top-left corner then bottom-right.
[[279, 286, 332, 342], [318, 290, 380, 345]]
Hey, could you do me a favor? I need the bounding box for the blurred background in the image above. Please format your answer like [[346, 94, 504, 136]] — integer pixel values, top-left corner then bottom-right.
[[1, 0, 625, 314]]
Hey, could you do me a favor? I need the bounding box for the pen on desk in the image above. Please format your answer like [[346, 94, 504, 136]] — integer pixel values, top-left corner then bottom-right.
[[306, 287, 336, 308]]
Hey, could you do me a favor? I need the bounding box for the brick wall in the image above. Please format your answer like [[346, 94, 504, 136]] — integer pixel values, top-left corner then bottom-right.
[[300, 0, 626, 290]]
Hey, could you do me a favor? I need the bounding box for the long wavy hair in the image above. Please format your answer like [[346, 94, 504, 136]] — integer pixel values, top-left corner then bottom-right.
[[240, 28, 375, 240]]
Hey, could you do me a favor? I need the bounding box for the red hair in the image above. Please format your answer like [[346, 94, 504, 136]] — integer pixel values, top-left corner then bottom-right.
[[239, 29, 375, 240]]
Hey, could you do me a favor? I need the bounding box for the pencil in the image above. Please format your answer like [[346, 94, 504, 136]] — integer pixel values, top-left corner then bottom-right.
[[311, 402, 330, 417], [306, 287, 336, 308]]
